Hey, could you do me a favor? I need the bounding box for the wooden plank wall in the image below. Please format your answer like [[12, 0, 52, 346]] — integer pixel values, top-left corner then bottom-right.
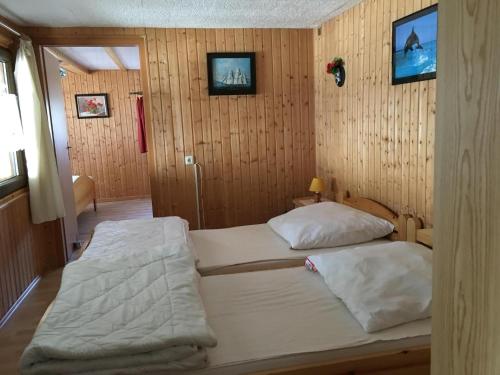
[[314, 0, 437, 226], [0, 190, 64, 324], [0, 26, 64, 325], [433, 0, 500, 373], [28, 27, 316, 228], [61, 70, 150, 202]]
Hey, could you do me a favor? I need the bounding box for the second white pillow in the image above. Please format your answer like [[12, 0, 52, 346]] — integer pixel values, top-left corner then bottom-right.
[[267, 202, 394, 249], [307, 241, 432, 333]]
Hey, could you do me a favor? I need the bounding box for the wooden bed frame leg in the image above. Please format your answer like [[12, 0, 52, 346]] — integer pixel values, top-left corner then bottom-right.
[[93, 199, 97, 212]]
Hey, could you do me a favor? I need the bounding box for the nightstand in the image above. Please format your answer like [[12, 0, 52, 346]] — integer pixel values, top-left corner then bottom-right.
[[292, 196, 332, 208]]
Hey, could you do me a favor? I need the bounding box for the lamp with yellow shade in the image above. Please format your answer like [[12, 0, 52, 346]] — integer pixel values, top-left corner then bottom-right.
[[309, 177, 325, 203]]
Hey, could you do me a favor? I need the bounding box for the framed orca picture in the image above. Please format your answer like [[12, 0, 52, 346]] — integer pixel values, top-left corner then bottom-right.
[[207, 52, 256, 96], [392, 4, 438, 85]]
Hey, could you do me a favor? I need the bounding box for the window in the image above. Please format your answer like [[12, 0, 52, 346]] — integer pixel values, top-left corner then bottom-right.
[[0, 47, 27, 198]]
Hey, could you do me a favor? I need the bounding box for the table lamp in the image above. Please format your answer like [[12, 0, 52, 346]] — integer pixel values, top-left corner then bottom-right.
[[309, 177, 325, 203]]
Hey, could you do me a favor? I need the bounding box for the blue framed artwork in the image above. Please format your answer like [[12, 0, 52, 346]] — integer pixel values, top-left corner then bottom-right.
[[392, 4, 438, 85], [207, 52, 256, 96]]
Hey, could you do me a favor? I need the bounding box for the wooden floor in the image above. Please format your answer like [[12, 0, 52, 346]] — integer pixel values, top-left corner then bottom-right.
[[0, 198, 153, 374], [0, 270, 62, 374], [77, 198, 153, 243]]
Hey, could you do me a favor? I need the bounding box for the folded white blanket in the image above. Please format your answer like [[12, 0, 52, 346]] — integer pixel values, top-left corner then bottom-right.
[[21, 241, 216, 374], [81, 216, 194, 260]]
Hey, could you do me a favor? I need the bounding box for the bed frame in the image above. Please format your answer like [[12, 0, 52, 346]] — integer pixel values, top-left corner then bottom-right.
[[341, 194, 409, 241], [73, 175, 97, 216], [407, 217, 433, 247], [254, 345, 430, 374]]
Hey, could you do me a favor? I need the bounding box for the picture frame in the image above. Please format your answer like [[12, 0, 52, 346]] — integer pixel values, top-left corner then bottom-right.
[[75, 93, 110, 119], [207, 52, 256, 96], [392, 4, 438, 85]]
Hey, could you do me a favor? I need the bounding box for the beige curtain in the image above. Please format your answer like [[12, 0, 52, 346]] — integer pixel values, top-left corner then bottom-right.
[[15, 39, 65, 224]]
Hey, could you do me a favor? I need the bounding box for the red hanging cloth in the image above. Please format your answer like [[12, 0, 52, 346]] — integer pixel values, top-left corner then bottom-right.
[[136, 96, 147, 153]]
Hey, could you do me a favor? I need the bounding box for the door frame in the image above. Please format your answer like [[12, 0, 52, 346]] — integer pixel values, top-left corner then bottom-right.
[[33, 35, 155, 260]]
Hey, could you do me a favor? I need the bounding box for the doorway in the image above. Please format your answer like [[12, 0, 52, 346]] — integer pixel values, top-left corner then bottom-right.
[[40, 39, 153, 260]]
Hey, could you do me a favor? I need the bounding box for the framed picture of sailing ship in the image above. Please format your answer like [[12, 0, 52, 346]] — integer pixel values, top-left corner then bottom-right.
[[207, 52, 256, 95], [392, 4, 438, 85]]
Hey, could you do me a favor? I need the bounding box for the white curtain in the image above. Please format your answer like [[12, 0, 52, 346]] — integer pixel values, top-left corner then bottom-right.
[[15, 39, 65, 224]]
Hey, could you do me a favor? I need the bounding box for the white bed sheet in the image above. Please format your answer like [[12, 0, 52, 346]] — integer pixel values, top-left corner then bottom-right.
[[193, 267, 430, 375], [191, 224, 390, 275]]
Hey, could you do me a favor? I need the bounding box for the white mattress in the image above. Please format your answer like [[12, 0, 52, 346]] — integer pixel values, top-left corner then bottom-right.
[[194, 267, 430, 374], [191, 224, 390, 275]]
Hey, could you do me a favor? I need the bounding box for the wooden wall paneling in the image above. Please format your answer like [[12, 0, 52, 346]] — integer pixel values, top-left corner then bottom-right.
[[289, 29, 300, 201], [214, 29, 233, 227], [30, 27, 315, 228], [205, 29, 224, 227], [380, 0, 389, 205], [349, 5, 358, 197], [386, 0, 396, 210], [425, 79, 435, 225], [61, 70, 150, 202], [374, 0, 383, 202], [280, 29, 293, 212], [416, 0, 430, 221], [156, 28, 176, 219], [253, 29, 265, 222], [186, 28, 205, 229], [262, 29, 276, 219], [223, 29, 241, 226], [271, 29, 285, 215], [222, 29, 237, 225], [234, 29, 251, 225], [0, 190, 64, 323], [433, 0, 500, 373], [401, 0, 413, 215], [299, 30, 310, 196], [165, 28, 186, 221], [107, 70, 120, 198], [314, 0, 436, 226], [114, 71, 128, 196], [393, 0, 404, 215], [195, 29, 214, 227], [121, 69, 135, 196], [357, 1, 365, 196], [244, 29, 260, 223]]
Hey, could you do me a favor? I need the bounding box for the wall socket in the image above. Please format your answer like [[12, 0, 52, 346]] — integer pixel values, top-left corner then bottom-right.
[[184, 155, 195, 165]]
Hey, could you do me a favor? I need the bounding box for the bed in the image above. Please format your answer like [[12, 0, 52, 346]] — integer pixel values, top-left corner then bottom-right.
[[72, 175, 96, 216], [194, 266, 430, 375], [192, 195, 408, 276], [192, 224, 391, 276], [23, 216, 433, 374]]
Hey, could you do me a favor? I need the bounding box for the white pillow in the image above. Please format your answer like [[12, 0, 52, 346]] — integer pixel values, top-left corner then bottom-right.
[[267, 202, 394, 249], [307, 241, 432, 333]]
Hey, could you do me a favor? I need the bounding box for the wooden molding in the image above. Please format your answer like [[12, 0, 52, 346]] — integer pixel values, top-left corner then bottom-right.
[[0, 276, 40, 329], [103, 47, 126, 70], [254, 346, 430, 375], [44, 47, 90, 75]]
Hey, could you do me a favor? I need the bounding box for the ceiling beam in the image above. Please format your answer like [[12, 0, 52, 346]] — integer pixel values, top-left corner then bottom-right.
[[44, 47, 90, 75], [103, 47, 127, 71]]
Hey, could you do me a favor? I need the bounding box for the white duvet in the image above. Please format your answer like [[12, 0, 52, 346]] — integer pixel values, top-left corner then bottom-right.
[[21, 226, 216, 374], [81, 216, 193, 260]]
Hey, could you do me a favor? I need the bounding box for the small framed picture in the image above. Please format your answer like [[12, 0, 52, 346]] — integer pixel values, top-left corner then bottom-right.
[[392, 4, 438, 85], [75, 93, 110, 119], [207, 52, 256, 96]]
